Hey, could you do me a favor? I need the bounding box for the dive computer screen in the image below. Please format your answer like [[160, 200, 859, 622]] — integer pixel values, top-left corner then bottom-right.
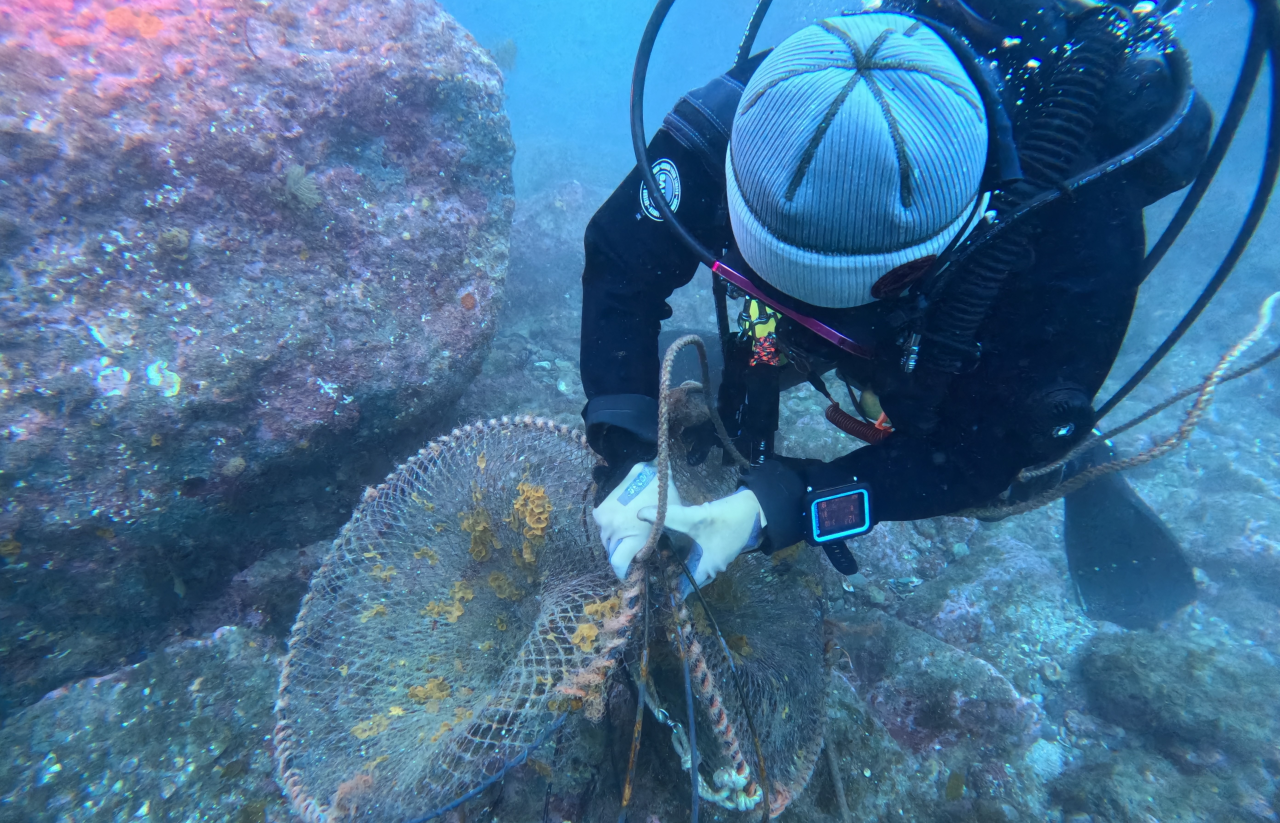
[[809, 486, 871, 542]]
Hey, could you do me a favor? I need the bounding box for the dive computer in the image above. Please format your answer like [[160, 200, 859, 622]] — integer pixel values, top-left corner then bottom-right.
[[802, 483, 871, 575], [804, 483, 872, 543]]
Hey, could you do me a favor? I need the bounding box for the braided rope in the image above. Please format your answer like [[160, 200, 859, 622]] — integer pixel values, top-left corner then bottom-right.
[[643, 335, 828, 817], [1019, 337, 1280, 483], [666, 562, 762, 809], [648, 335, 749, 542], [656, 554, 822, 817], [612, 333, 751, 727], [963, 291, 1279, 520], [615, 339, 716, 649]]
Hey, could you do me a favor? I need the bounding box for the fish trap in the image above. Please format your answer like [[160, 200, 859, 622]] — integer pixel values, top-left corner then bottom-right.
[[274, 410, 828, 821]]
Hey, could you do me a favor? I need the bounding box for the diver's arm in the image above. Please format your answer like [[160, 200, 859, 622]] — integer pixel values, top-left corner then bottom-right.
[[742, 423, 1027, 549], [580, 127, 726, 465], [743, 180, 1150, 548], [581, 57, 766, 468]]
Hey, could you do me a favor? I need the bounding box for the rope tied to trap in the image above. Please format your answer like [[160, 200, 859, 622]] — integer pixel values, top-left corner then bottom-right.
[[962, 290, 1280, 519], [274, 338, 827, 822]]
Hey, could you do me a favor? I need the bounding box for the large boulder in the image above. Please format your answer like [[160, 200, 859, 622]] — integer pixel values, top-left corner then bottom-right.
[[0, 0, 513, 716], [1082, 628, 1280, 766], [0, 627, 283, 823]]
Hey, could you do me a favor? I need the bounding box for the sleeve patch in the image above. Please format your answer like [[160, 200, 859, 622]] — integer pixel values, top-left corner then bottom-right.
[[639, 158, 682, 221]]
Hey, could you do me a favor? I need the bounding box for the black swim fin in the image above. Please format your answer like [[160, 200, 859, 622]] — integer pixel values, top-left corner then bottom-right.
[[1062, 441, 1197, 629]]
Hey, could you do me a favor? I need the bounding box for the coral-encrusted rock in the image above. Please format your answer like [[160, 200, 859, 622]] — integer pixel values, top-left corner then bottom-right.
[[187, 542, 326, 639], [821, 612, 1049, 819], [892, 516, 1096, 698], [835, 612, 1044, 759], [0, 0, 513, 716], [1049, 747, 1270, 823]]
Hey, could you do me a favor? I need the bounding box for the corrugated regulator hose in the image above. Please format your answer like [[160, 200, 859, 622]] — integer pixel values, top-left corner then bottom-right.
[[920, 8, 1133, 375], [824, 403, 892, 444]]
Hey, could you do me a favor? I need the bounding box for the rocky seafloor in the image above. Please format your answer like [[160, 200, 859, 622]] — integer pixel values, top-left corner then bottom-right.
[[2, 162, 1276, 823], [3, 4, 1280, 822]]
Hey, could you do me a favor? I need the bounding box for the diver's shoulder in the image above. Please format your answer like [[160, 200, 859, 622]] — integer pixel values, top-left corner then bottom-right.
[[662, 52, 774, 180]]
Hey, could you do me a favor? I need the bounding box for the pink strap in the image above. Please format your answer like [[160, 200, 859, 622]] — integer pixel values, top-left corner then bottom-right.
[[711, 261, 873, 358]]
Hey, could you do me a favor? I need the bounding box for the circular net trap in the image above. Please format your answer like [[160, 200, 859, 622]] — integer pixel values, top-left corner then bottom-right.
[[650, 407, 829, 816], [274, 411, 828, 821], [648, 550, 828, 815]]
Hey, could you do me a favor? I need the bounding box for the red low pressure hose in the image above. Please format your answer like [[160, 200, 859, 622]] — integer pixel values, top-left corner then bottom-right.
[[825, 404, 892, 444]]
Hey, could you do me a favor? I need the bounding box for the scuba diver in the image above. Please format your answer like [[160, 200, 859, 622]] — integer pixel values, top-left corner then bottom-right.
[[584, 0, 1217, 628]]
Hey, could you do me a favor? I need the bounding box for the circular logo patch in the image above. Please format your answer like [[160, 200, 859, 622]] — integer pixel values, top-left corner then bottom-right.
[[639, 158, 681, 221]]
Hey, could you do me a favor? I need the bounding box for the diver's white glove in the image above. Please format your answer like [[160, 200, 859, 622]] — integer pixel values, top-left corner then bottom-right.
[[594, 463, 682, 580], [639, 489, 766, 588]]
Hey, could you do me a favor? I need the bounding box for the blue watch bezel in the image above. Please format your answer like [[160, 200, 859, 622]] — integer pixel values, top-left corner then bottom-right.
[[806, 484, 872, 543]]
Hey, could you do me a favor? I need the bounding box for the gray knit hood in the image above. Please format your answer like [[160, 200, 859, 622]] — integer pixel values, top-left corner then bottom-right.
[[727, 13, 989, 308]]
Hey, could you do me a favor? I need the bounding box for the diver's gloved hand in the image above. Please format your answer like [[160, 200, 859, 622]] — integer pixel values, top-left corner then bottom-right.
[[681, 419, 720, 466], [590, 425, 658, 504], [593, 462, 682, 580], [639, 489, 766, 589]]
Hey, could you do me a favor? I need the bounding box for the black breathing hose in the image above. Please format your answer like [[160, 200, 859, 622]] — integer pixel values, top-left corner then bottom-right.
[[631, 0, 717, 268], [1096, 0, 1280, 419], [918, 7, 1133, 376], [1141, 24, 1266, 277], [736, 0, 775, 69]]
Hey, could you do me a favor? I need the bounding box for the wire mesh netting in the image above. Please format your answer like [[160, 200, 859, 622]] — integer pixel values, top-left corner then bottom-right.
[[275, 417, 616, 822], [657, 547, 829, 813], [274, 408, 829, 821]]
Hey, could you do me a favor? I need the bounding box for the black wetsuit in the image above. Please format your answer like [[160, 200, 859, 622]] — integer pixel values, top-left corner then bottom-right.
[[580, 6, 1211, 550]]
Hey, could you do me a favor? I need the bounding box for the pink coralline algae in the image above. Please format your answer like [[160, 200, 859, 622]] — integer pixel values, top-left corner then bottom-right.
[[0, 0, 513, 715]]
